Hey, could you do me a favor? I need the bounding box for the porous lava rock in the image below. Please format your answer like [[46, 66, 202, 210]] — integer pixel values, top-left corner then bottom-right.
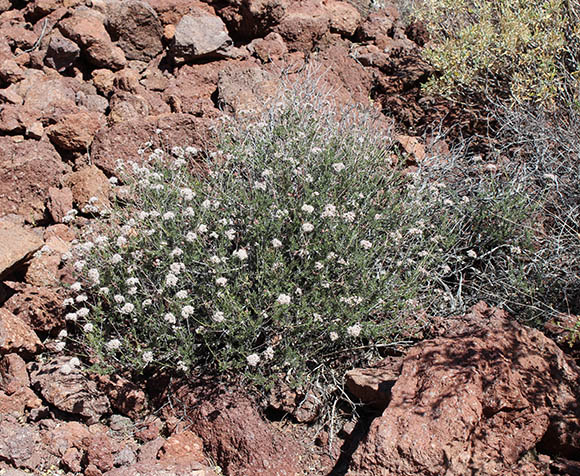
[[0, 137, 70, 220], [347, 302, 580, 476]]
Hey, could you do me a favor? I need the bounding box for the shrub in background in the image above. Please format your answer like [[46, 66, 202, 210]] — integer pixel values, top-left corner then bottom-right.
[[64, 82, 561, 398], [411, 0, 580, 107]]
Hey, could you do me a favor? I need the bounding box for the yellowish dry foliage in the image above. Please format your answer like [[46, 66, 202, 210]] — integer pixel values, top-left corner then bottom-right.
[[412, 0, 580, 107]]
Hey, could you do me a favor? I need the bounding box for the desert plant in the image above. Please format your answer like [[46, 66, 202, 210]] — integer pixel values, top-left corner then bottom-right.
[[411, 0, 580, 108], [62, 81, 557, 400]]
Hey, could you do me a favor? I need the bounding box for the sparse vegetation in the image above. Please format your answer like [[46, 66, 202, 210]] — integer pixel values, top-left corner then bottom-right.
[[410, 0, 580, 107]]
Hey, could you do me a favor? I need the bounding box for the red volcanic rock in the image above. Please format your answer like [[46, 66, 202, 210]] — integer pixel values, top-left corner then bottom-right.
[[248, 32, 288, 62], [47, 111, 105, 151], [345, 356, 402, 410], [0, 353, 29, 395], [62, 164, 111, 211], [0, 421, 47, 470], [0, 308, 42, 356], [216, 66, 279, 115], [274, 0, 329, 52], [105, 0, 164, 61], [47, 186, 73, 223], [30, 357, 111, 420], [59, 10, 126, 70], [216, 0, 287, 40], [188, 391, 302, 476], [325, 0, 361, 37], [158, 430, 205, 464], [44, 34, 81, 72], [347, 303, 580, 475], [4, 284, 65, 334], [0, 222, 43, 279], [0, 137, 70, 220]]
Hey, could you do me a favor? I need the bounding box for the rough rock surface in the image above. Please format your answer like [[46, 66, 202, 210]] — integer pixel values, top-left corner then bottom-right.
[[171, 10, 232, 61], [30, 357, 111, 420], [347, 303, 580, 476], [0, 222, 43, 279], [3, 284, 65, 333], [0, 137, 69, 220], [0, 308, 42, 356], [186, 390, 303, 476]]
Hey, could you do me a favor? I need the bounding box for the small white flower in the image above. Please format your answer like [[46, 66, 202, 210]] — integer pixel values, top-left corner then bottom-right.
[[74, 260, 86, 272], [170, 262, 184, 274], [63, 298, 74, 307], [142, 351, 154, 364], [276, 294, 291, 305], [212, 311, 225, 323], [77, 308, 90, 317], [332, 162, 345, 172], [467, 249, 478, 259], [347, 323, 362, 337], [254, 181, 267, 191], [120, 303, 135, 314], [261, 169, 273, 177], [54, 341, 66, 351], [171, 247, 183, 257], [83, 323, 94, 332], [111, 254, 123, 264], [165, 273, 179, 287], [202, 199, 212, 209], [302, 223, 314, 232], [163, 211, 176, 221], [60, 364, 73, 375], [117, 236, 128, 247], [301, 204, 314, 214], [184, 207, 195, 217], [114, 294, 125, 303], [142, 298, 152, 307], [233, 248, 248, 260], [321, 204, 337, 218], [87, 268, 100, 284], [126, 277, 139, 286], [510, 245, 522, 254], [263, 346, 275, 360], [216, 277, 228, 286], [246, 353, 260, 367], [127, 286, 138, 295], [210, 232, 219, 239], [181, 305, 194, 318], [106, 339, 121, 350], [186, 231, 197, 242], [360, 240, 373, 250], [225, 229, 236, 240], [175, 290, 188, 299], [198, 224, 208, 233], [164, 312, 177, 324], [109, 176, 118, 185], [69, 357, 81, 367], [65, 312, 78, 321], [180, 188, 195, 200], [272, 238, 282, 248], [75, 294, 88, 303], [329, 331, 339, 342], [58, 329, 68, 339], [342, 211, 356, 223]]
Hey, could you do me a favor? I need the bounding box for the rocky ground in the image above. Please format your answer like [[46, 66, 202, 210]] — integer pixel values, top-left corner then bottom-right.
[[1, 0, 579, 474]]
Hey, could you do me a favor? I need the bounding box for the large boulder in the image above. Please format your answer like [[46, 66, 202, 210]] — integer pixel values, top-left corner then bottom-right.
[[30, 356, 111, 421], [46, 111, 105, 152], [170, 8, 232, 62], [0, 308, 42, 357], [0, 137, 70, 220], [347, 303, 580, 475], [216, 66, 279, 115], [0, 222, 43, 279], [105, 0, 164, 61], [59, 9, 126, 70], [215, 0, 287, 40]]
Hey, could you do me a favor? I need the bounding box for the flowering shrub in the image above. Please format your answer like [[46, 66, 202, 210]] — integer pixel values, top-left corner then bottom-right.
[[64, 85, 552, 393], [411, 0, 580, 107]]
